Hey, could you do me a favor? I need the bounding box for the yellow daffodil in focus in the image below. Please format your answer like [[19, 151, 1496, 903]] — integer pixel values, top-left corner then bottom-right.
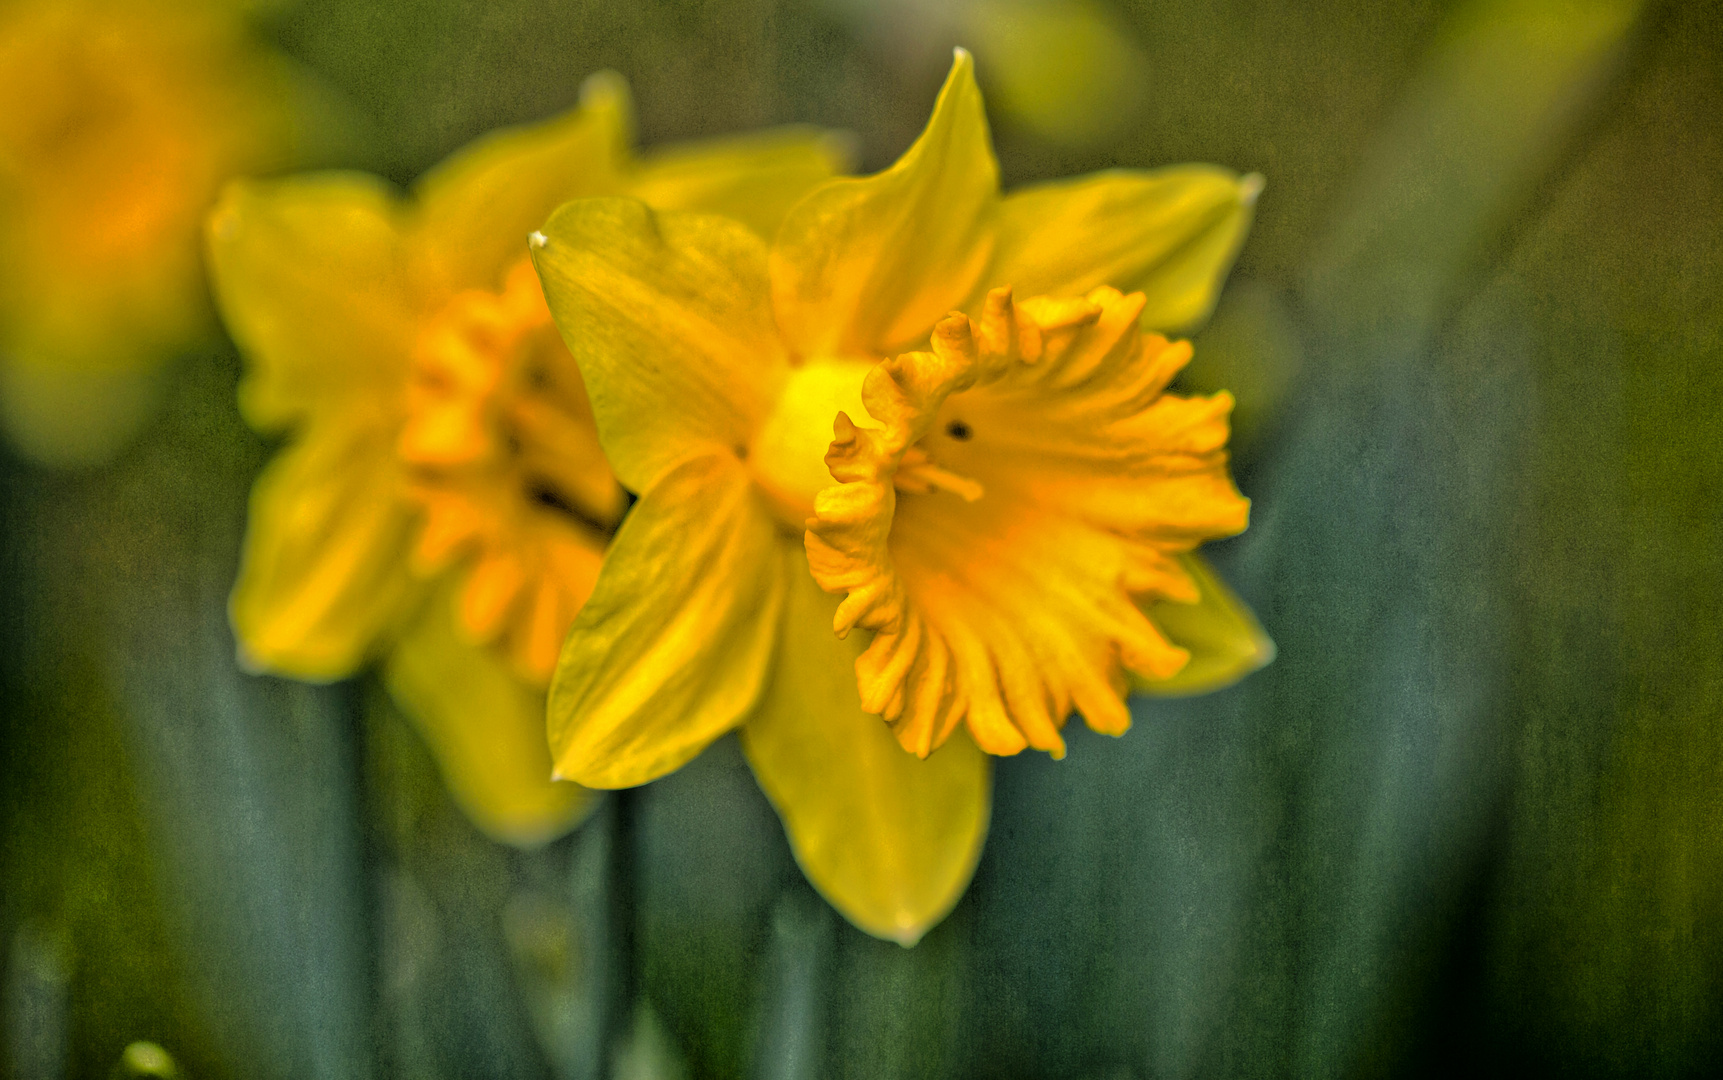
[[0, 0, 309, 466], [531, 49, 1273, 942], [205, 74, 850, 847]]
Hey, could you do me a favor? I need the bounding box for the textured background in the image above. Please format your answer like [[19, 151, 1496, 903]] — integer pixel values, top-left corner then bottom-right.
[[3, 0, 1721, 1076]]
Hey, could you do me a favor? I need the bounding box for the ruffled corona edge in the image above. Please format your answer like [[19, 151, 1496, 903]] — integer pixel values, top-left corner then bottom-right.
[[805, 285, 1249, 758]]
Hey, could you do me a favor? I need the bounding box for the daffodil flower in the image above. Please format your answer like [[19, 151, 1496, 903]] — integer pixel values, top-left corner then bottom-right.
[[531, 50, 1273, 941], [0, 0, 313, 466], [205, 75, 849, 846]]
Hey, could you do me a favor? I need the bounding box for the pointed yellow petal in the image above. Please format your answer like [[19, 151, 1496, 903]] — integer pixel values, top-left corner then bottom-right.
[[532, 198, 790, 494], [206, 174, 421, 431], [1132, 553, 1274, 697], [413, 73, 634, 295], [384, 586, 595, 848], [741, 564, 991, 946], [547, 454, 786, 789], [629, 125, 855, 240], [230, 416, 422, 680], [984, 167, 1260, 332], [769, 49, 998, 358]]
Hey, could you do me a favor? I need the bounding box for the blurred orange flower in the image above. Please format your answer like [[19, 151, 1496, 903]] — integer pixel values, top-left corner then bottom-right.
[[206, 75, 849, 845], [0, 0, 313, 465]]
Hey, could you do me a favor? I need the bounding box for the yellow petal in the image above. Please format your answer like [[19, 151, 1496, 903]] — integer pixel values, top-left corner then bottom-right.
[[206, 173, 421, 431], [1132, 553, 1275, 697], [531, 198, 790, 494], [230, 415, 422, 680], [547, 453, 786, 789], [769, 48, 997, 358], [983, 167, 1260, 332], [384, 585, 595, 848], [629, 125, 855, 240], [741, 563, 990, 946], [413, 72, 633, 296]]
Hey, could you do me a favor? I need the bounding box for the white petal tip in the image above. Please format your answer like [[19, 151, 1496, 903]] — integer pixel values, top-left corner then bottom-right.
[[528, 230, 548, 248], [1239, 173, 1266, 206], [953, 46, 972, 65]]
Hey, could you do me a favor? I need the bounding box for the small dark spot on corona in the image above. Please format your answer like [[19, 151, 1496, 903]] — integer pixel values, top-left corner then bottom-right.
[[945, 420, 972, 441], [734, 444, 749, 460]]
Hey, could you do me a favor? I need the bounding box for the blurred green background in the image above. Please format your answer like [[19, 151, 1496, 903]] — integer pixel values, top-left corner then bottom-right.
[[3, 0, 1722, 1076]]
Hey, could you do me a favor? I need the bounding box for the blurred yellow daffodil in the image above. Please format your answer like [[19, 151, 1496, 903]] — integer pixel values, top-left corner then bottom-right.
[[531, 50, 1272, 941], [205, 75, 850, 846], [0, 0, 315, 466]]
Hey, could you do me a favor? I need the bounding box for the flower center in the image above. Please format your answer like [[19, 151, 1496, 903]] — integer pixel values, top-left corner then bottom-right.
[[806, 287, 1247, 761], [747, 355, 875, 527], [397, 258, 624, 679], [401, 259, 620, 535]]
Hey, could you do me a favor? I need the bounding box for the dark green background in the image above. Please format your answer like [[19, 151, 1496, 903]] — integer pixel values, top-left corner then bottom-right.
[[3, 0, 1721, 1076]]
